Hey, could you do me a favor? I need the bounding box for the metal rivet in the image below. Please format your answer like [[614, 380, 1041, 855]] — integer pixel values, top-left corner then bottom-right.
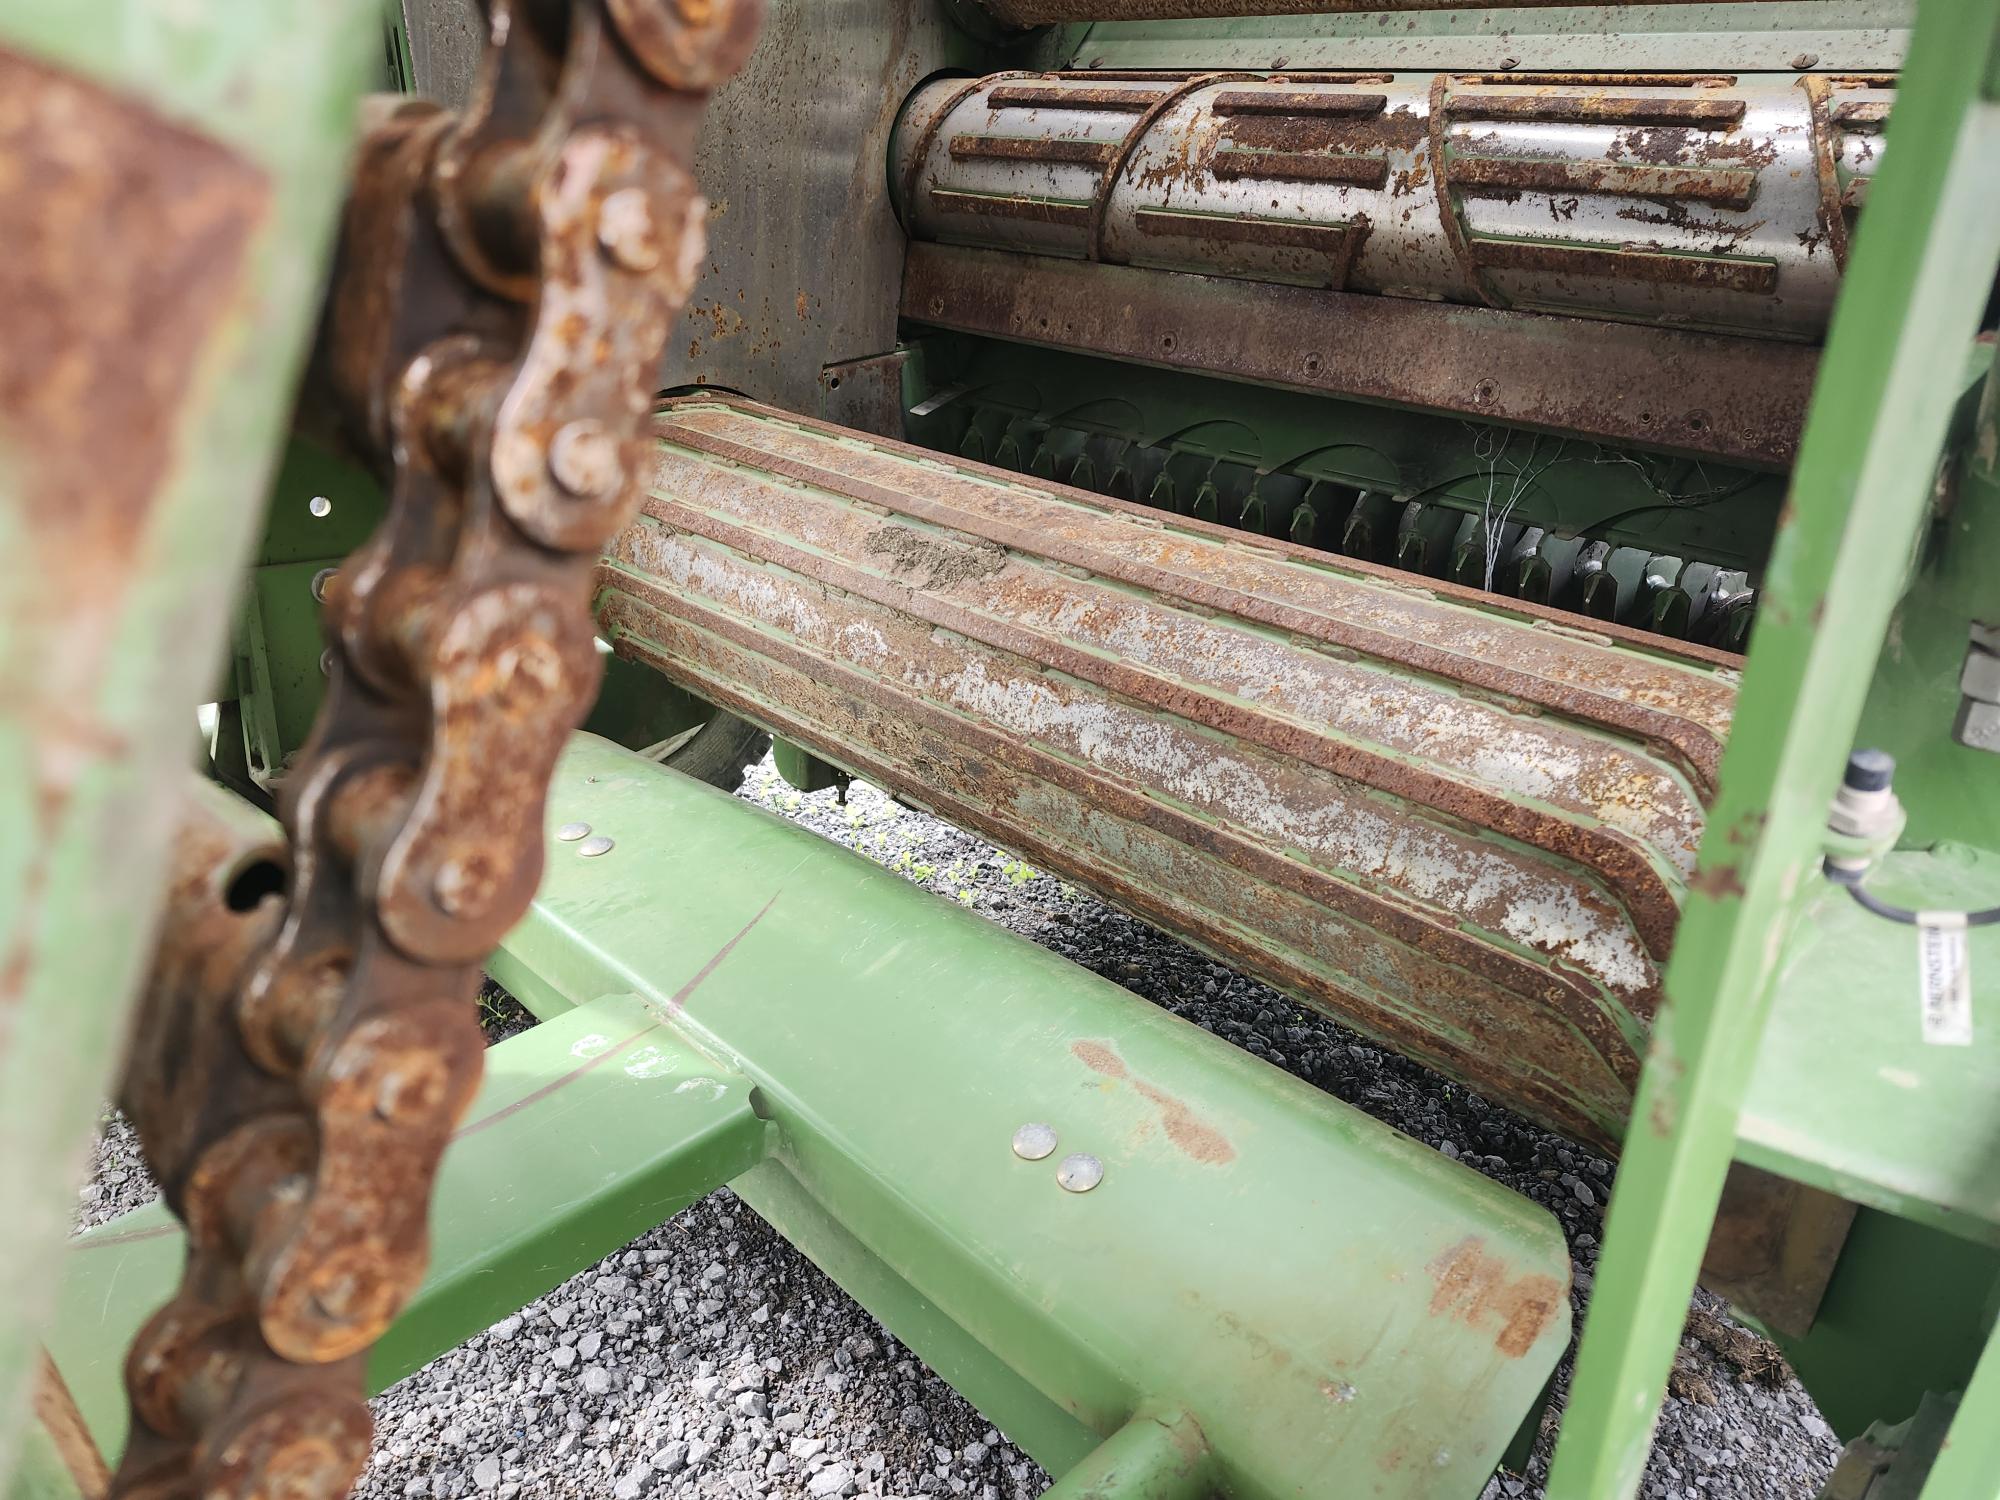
[[311, 567, 339, 603], [1012, 1123, 1058, 1161], [549, 420, 623, 500], [1056, 1153, 1103, 1193], [556, 822, 593, 842], [578, 835, 616, 858], [1792, 52, 1819, 69], [308, 495, 332, 518], [598, 186, 662, 272], [318, 648, 335, 678]]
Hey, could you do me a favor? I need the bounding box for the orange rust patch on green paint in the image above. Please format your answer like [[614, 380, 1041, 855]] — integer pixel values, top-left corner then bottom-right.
[[1071, 1039, 1236, 1164], [1426, 1236, 1565, 1359]]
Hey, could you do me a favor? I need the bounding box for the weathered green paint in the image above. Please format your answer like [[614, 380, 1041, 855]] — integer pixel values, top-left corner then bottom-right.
[[1546, 0, 2000, 1492], [1040, 1408, 1212, 1500], [493, 735, 1573, 1498], [0, 2, 380, 1488], [1739, 848, 2000, 1243], [42, 992, 767, 1467], [1051, 2, 1913, 72]]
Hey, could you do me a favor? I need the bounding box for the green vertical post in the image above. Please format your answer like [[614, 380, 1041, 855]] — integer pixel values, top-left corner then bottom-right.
[[1546, 3, 2000, 1495], [0, 2, 380, 1488]]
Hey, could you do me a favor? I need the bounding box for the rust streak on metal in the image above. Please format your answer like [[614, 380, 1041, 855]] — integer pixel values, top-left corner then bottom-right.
[[1211, 89, 1387, 117], [1468, 238, 1779, 295], [1072, 1041, 1236, 1164], [1449, 155, 1758, 209], [949, 134, 1119, 167], [1829, 98, 1891, 126], [928, 188, 1094, 228], [1132, 208, 1370, 269], [1445, 92, 1747, 127], [1426, 1238, 1567, 1359], [1086, 72, 1254, 263], [35, 1352, 110, 1498], [1801, 75, 1854, 270], [1212, 148, 1389, 187], [987, 83, 1170, 111]]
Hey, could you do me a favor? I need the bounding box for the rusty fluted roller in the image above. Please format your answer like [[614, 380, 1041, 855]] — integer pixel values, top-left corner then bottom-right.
[[598, 397, 1741, 1152]]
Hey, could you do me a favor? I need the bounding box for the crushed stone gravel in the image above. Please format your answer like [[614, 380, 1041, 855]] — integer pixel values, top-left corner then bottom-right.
[[75, 754, 1842, 1499]]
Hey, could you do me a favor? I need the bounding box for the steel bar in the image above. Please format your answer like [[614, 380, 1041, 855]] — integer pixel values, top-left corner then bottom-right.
[[601, 394, 1736, 1149], [45, 993, 768, 1466], [0, 4, 381, 1488], [1544, 0, 2000, 1491], [900, 244, 1820, 468], [493, 734, 1574, 1496]]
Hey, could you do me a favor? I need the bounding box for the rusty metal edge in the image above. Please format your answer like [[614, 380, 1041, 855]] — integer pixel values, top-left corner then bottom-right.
[[897, 237, 1810, 515]]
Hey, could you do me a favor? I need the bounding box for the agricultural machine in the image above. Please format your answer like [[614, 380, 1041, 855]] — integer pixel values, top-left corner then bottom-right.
[[3, 0, 1999, 1495]]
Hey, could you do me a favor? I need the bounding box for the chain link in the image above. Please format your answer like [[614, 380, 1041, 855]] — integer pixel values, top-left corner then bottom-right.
[[110, 3, 759, 1493]]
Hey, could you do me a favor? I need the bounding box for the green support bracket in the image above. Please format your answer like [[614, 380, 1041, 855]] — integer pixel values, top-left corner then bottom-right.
[[43, 993, 768, 1468], [0, 2, 381, 1487], [1546, 0, 2000, 1493], [489, 735, 1573, 1498]]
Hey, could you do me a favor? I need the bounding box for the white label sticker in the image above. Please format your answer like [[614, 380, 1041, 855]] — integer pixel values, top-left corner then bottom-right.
[[1918, 914, 1973, 1047]]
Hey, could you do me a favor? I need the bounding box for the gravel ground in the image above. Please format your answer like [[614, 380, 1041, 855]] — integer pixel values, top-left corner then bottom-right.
[[77, 754, 1843, 1499]]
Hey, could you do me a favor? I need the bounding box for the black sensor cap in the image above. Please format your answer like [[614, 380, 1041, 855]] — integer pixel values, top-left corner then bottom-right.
[[1844, 748, 1896, 793]]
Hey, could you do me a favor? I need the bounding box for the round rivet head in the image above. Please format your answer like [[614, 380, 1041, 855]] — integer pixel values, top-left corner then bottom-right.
[[556, 822, 593, 843], [1012, 1123, 1058, 1162], [1056, 1153, 1104, 1194], [578, 835, 616, 858]]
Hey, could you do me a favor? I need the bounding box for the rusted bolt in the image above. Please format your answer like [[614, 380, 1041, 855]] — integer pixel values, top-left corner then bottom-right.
[[1161, 333, 1177, 352], [1472, 379, 1497, 407], [1792, 53, 1819, 69], [1303, 353, 1323, 376], [549, 420, 623, 499], [597, 186, 662, 273], [1687, 410, 1710, 433]]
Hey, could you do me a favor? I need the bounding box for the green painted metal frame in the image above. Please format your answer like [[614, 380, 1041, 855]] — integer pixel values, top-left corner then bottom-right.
[[0, 2, 381, 1489], [486, 735, 1575, 1498], [40, 992, 768, 1471], [1545, 1, 2000, 1493]]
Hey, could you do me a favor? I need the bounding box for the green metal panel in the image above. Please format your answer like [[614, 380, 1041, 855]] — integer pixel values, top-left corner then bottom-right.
[[1739, 848, 2000, 1244], [0, 2, 380, 1486], [42, 993, 767, 1468], [1545, 0, 2000, 1492], [1052, 2, 1913, 71], [493, 735, 1573, 1498]]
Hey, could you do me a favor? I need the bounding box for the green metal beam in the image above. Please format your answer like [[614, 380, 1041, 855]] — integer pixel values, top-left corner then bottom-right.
[[1040, 1408, 1212, 1500], [0, 2, 380, 1487], [492, 735, 1574, 1498], [43, 993, 768, 1467], [1545, 0, 2000, 1493]]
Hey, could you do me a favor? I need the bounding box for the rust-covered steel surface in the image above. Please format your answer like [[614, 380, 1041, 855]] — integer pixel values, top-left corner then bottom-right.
[[892, 69, 1892, 343], [600, 397, 1742, 1149], [901, 242, 1819, 468]]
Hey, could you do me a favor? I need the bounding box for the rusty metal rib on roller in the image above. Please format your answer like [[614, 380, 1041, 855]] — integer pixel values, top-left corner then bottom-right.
[[600, 397, 1739, 1149]]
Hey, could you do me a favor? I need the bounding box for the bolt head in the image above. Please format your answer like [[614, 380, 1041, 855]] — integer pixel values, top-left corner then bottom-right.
[[549, 421, 624, 501], [578, 835, 616, 859], [1056, 1153, 1104, 1193], [1012, 1123, 1058, 1161], [557, 822, 593, 842]]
